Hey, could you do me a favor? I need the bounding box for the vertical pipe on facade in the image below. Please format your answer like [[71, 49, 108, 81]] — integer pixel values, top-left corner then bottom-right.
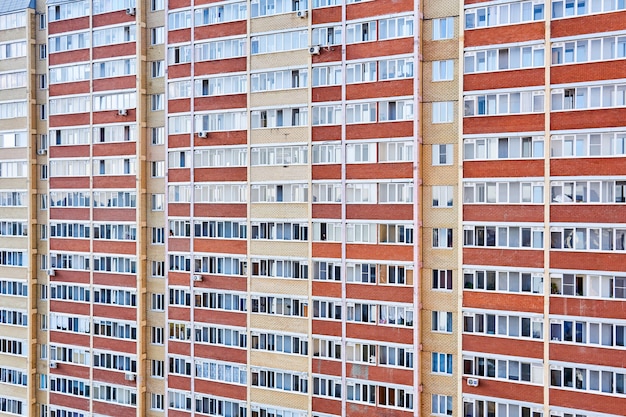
[[542, 5, 551, 417], [163, 1, 171, 415], [412, 1, 422, 416], [88, 5, 94, 415], [456, 0, 465, 414], [339, 0, 348, 416], [306, 4, 313, 416], [452, 1, 465, 416], [245, 0, 252, 413], [189, 0, 197, 413]]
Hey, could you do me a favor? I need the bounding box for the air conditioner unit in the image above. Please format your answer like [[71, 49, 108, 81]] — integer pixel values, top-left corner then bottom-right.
[[37, 149, 47, 155], [49, 362, 57, 369], [198, 131, 208, 138], [467, 378, 479, 387], [118, 109, 128, 116], [309, 45, 320, 55], [296, 10, 308, 18], [47, 269, 55, 276], [125, 373, 136, 381], [193, 275, 203, 282], [126, 7, 136, 16]]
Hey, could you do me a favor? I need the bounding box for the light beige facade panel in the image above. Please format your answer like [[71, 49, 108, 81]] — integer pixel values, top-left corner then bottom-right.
[[0, 118, 28, 132], [250, 351, 308, 372], [0, 88, 28, 102], [249, 314, 308, 334], [0, 208, 27, 220], [250, 240, 308, 258], [423, 78, 458, 103], [250, 203, 308, 219], [421, 365, 457, 390], [250, 88, 308, 108], [147, 244, 165, 260], [424, 1, 460, 19], [422, 205, 457, 229], [421, 289, 456, 312], [0, 324, 27, 340], [250, 126, 308, 145], [0, 354, 26, 369], [422, 241, 458, 267], [0, 236, 27, 249], [250, 165, 309, 183], [0, 266, 28, 279], [249, 276, 308, 296], [147, 145, 165, 163], [0, 384, 27, 400], [147, 179, 165, 194], [0, 295, 28, 310], [146, 9, 164, 29], [423, 38, 458, 62], [249, 387, 308, 410], [0, 27, 27, 41], [422, 118, 459, 144], [0, 57, 28, 72], [250, 50, 310, 71], [250, 13, 308, 34]]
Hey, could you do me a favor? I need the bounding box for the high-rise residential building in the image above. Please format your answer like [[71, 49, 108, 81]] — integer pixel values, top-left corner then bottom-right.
[[0, 0, 624, 417]]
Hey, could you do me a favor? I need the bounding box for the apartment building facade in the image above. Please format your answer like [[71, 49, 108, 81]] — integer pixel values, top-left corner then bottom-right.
[[461, 1, 626, 417], [0, 0, 624, 417]]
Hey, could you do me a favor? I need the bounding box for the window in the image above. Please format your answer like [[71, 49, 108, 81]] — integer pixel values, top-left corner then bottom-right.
[[151, 161, 165, 177], [195, 38, 246, 60], [39, 44, 47, 59], [151, 327, 164, 345], [196, 358, 247, 384], [151, 127, 165, 145], [432, 101, 453, 123], [168, 10, 191, 30], [552, 35, 626, 65], [92, 26, 135, 47], [195, 2, 246, 24], [433, 185, 454, 207], [251, 331, 308, 356], [465, 225, 544, 249], [346, 62, 376, 84], [465, 269, 544, 294], [150, 0, 165, 9], [250, 258, 307, 279], [432, 352, 453, 374], [465, 45, 544, 73], [433, 60, 454, 81], [251, 368, 308, 393], [312, 104, 342, 125], [552, 0, 626, 18], [194, 325, 247, 348], [464, 354, 543, 384], [433, 17, 454, 40], [313, 376, 343, 399], [379, 16, 414, 39], [463, 311, 543, 339], [93, 58, 136, 79], [433, 228, 453, 248], [465, 1, 545, 29], [151, 194, 164, 211], [312, 64, 342, 86], [552, 83, 626, 111], [194, 111, 247, 132], [465, 136, 544, 160], [433, 269, 453, 290], [551, 226, 626, 252], [346, 21, 377, 44], [379, 57, 414, 80], [151, 228, 165, 244], [151, 260, 165, 278], [151, 393, 164, 410], [379, 100, 414, 121], [464, 90, 545, 116], [551, 132, 626, 158], [195, 290, 247, 312], [151, 61, 164, 78], [312, 26, 343, 47], [151, 94, 164, 111], [432, 144, 454, 165], [151, 27, 164, 45], [464, 180, 544, 204], [167, 45, 192, 65], [197, 74, 247, 96], [432, 311, 453, 333], [432, 394, 453, 416], [251, 107, 308, 128]]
